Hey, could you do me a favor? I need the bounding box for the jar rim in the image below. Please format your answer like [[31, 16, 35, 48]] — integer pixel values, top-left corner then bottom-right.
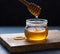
[[26, 19, 48, 23], [26, 19, 48, 26]]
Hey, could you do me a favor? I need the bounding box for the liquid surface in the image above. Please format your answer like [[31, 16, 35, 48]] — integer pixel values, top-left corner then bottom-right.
[[24, 27, 48, 41]]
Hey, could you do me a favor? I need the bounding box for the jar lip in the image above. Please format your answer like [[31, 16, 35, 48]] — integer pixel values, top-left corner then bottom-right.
[[26, 19, 48, 22]]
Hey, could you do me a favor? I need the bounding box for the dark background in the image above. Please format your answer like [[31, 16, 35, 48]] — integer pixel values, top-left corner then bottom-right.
[[0, 0, 60, 26]]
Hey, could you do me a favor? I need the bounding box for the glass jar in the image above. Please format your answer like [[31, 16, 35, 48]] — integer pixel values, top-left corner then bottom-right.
[[24, 19, 48, 41]]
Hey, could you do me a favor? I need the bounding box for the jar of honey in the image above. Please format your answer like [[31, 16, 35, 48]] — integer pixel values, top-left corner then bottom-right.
[[24, 19, 48, 41]]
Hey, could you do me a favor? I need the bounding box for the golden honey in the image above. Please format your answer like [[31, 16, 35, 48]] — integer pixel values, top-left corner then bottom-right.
[[24, 19, 48, 41], [27, 3, 41, 17], [24, 26, 48, 41]]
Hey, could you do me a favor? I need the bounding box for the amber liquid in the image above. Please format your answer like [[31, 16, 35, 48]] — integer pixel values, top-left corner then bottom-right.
[[25, 3, 48, 41], [24, 27, 48, 41], [28, 7, 40, 17], [27, 3, 41, 17]]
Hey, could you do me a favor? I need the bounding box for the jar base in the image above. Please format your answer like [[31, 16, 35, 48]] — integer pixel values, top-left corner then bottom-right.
[[26, 39, 47, 43]]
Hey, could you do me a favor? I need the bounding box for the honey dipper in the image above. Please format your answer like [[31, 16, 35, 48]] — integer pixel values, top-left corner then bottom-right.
[[19, 0, 41, 17]]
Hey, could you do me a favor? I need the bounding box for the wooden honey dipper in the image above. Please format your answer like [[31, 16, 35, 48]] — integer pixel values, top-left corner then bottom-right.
[[19, 0, 41, 17]]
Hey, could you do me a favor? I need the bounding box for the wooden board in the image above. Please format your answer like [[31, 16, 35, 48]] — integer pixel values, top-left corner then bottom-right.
[[0, 30, 60, 52]]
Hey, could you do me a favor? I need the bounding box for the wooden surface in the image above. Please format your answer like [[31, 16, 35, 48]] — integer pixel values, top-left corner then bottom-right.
[[0, 30, 60, 52]]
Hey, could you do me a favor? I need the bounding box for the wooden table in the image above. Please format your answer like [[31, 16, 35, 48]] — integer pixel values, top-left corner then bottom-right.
[[0, 26, 60, 54]]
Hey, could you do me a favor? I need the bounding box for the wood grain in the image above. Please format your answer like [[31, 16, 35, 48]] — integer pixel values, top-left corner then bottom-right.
[[0, 30, 60, 52]]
